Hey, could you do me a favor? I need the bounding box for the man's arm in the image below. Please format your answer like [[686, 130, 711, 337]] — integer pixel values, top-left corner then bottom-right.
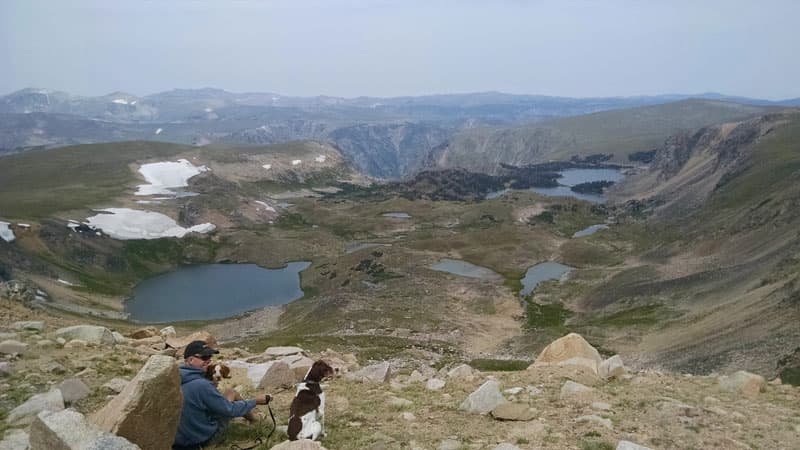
[[200, 383, 257, 418]]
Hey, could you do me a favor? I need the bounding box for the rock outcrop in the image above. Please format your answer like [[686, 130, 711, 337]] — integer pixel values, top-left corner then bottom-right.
[[530, 333, 602, 375]]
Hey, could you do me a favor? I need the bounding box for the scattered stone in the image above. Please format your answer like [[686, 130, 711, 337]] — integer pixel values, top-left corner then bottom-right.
[[90, 355, 181, 450], [438, 438, 462, 450], [347, 362, 391, 383], [617, 440, 652, 450], [43, 361, 67, 374], [718, 371, 766, 398], [58, 378, 91, 404], [526, 385, 543, 396], [112, 332, 128, 345], [459, 379, 507, 414], [447, 363, 474, 378], [29, 409, 139, 450], [401, 412, 416, 421], [408, 370, 426, 383], [0, 428, 29, 450], [7, 388, 65, 426], [55, 337, 66, 346], [530, 333, 602, 375], [270, 440, 328, 449], [560, 380, 596, 403], [426, 378, 446, 391], [388, 396, 413, 408], [264, 346, 305, 357], [258, 361, 297, 390], [129, 327, 158, 340], [0, 362, 13, 377], [102, 378, 130, 394], [577, 414, 613, 429], [599, 355, 626, 379], [12, 321, 44, 332], [64, 339, 88, 349], [491, 403, 536, 421], [0, 340, 28, 356], [36, 339, 55, 348], [54, 325, 115, 346], [503, 387, 523, 395]]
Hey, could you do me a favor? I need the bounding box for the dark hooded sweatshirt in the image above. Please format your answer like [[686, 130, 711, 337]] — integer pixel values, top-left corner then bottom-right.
[[173, 365, 256, 447]]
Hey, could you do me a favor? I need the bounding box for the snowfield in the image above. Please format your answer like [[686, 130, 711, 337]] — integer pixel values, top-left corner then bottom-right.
[[136, 159, 208, 196], [85, 208, 215, 240]]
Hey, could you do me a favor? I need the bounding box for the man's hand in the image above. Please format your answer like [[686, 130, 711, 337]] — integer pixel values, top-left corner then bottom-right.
[[255, 393, 272, 405]]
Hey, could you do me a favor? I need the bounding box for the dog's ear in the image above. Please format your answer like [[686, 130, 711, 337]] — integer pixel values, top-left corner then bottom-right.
[[220, 365, 231, 378]]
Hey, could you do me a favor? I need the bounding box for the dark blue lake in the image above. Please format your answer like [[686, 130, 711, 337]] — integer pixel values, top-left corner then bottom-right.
[[486, 168, 624, 203], [125, 262, 311, 323]]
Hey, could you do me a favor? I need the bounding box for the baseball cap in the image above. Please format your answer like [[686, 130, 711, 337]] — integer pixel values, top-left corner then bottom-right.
[[183, 340, 220, 359]]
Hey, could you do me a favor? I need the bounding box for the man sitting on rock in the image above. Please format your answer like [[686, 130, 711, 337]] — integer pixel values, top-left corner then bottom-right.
[[173, 340, 272, 449]]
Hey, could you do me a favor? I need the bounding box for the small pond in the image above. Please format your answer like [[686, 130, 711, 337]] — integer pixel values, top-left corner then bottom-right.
[[125, 262, 311, 323], [382, 212, 412, 219], [520, 262, 573, 296], [431, 258, 502, 281], [572, 224, 609, 238]]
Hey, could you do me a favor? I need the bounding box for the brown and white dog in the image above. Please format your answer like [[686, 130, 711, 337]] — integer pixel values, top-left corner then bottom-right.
[[287, 360, 337, 441]]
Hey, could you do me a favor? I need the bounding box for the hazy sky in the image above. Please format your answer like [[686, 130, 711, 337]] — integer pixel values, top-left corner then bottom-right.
[[2, 0, 798, 99]]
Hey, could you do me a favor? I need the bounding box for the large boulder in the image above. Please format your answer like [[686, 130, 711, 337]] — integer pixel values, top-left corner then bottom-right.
[[530, 333, 602, 375], [129, 327, 158, 340], [459, 380, 507, 414], [258, 361, 296, 390], [53, 326, 115, 346], [447, 364, 475, 379], [7, 389, 64, 426], [598, 355, 626, 380], [30, 409, 140, 450], [346, 362, 391, 383], [90, 355, 181, 450], [718, 371, 765, 398], [12, 321, 44, 332], [280, 355, 315, 382], [227, 360, 275, 388]]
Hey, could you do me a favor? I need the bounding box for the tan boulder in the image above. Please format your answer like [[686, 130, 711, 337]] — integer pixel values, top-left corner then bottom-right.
[[560, 380, 596, 404], [165, 331, 217, 355], [530, 333, 602, 375], [258, 361, 296, 390], [491, 403, 536, 421], [90, 355, 182, 450], [129, 327, 158, 339]]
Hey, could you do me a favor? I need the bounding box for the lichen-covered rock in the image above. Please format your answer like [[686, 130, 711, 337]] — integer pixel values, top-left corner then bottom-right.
[[58, 378, 91, 404]]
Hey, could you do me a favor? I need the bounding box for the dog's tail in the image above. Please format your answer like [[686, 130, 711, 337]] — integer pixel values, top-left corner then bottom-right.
[[287, 415, 301, 441]]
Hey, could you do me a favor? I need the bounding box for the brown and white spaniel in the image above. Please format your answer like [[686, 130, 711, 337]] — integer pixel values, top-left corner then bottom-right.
[[205, 363, 231, 386], [287, 360, 337, 441]]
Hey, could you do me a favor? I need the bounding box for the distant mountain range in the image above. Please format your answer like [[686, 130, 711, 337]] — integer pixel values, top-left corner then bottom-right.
[[1, 87, 797, 178]]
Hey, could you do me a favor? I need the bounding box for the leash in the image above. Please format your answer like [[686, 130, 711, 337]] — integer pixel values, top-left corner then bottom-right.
[[229, 402, 278, 450]]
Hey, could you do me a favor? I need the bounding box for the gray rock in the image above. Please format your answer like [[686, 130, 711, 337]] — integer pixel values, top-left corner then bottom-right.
[[591, 401, 612, 411], [36, 340, 55, 348], [12, 321, 44, 332], [43, 361, 67, 375], [29, 409, 139, 450], [54, 326, 115, 346], [503, 387, 523, 395], [426, 378, 446, 391], [158, 326, 176, 339], [102, 378, 130, 394], [58, 378, 91, 404], [7, 389, 65, 426], [0, 362, 13, 377], [258, 361, 296, 391], [111, 332, 128, 345], [0, 428, 29, 450], [0, 333, 17, 341], [459, 379, 507, 414], [447, 363, 474, 378], [388, 396, 413, 408], [346, 362, 391, 383], [264, 346, 305, 357], [408, 370, 426, 383], [560, 380, 596, 403], [0, 340, 28, 356], [400, 412, 416, 421], [598, 355, 626, 379], [617, 440, 652, 450]]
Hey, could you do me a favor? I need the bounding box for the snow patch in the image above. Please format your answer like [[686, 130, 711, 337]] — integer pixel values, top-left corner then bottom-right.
[[85, 208, 215, 240], [262, 164, 272, 170], [291, 159, 302, 166], [57, 279, 75, 286], [315, 155, 327, 163], [136, 159, 208, 196], [155, 128, 163, 135], [112, 98, 129, 105], [0, 221, 15, 242], [255, 201, 276, 212]]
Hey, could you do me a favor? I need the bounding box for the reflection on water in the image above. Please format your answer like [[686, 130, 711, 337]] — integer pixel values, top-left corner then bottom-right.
[[573, 224, 609, 238], [382, 212, 412, 219], [431, 258, 502, 280], [520, 262, 573, 296], [126, 262, 311, 323]]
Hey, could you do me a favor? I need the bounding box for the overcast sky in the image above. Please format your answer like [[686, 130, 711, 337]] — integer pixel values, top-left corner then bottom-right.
[[1, 0, 798, 99]]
